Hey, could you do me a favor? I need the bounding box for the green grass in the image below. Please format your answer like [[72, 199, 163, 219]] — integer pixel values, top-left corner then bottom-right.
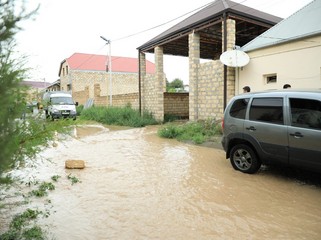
[[0, 208, 45, 240], [29, 181, 55, 198], [51, 175, 61, 182], [76, 104, 84, 116], [158, 119, 222, 144], [79, 105, 158, 127], [22, 226, 44, 240], [67, 174, 81, 185]]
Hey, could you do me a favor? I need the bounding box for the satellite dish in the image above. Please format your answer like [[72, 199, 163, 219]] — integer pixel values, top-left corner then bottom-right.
[[220, 50, 250, 67]]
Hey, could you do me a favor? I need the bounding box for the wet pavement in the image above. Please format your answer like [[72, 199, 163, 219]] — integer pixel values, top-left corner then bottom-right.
[[1, 125, 321, 239]]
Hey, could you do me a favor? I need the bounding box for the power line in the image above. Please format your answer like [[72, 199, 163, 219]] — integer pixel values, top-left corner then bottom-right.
[[74, 0, 314, 71], [111, 0, 218, 42]]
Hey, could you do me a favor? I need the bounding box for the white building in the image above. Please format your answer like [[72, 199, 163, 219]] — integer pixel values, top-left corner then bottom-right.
[[238, 0, 321, 93]]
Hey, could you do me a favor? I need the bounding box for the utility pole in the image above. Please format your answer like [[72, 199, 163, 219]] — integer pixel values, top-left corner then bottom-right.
[[100, 36, 112, 106]]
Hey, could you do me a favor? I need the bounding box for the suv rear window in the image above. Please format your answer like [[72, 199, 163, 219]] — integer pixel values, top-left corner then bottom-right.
[[229, 98, 249, 119], [249, 98, 283, 124], [290, 98, 321, 130]]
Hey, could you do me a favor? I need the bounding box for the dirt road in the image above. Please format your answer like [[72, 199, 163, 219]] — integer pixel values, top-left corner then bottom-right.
[[1, 125, 321, 239]]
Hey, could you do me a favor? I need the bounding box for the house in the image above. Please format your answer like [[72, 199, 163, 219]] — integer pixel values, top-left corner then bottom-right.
[[59, 53, 155, 107], [238, 0, 321, 92], [46, 79, 61, 92], [137, 0, 282, 121]]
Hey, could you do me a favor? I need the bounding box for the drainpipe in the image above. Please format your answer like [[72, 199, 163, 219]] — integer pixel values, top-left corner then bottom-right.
[[223, 12, 227, 111], [138, 51, 142, 115]]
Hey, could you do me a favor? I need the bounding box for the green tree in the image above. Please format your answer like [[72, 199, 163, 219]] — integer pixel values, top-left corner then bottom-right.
[[166, 78, 184, 92], [0, 0, 38, 174]]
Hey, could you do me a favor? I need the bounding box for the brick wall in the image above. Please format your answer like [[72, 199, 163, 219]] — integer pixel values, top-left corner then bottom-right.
[[111, 93, 139, 109], [224, 19, 236, 104], [164, 93, 189, 118], [140, 48, 166, 121], [139, 19, 236, 122], [73, 86, 89, 105], [60, 64, 139, 106], [74, 83, 138, 108], [197, 61, 224, 119]]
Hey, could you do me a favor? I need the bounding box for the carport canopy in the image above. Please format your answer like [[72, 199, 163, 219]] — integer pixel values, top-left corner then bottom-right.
[[137, 0, 282, 59]]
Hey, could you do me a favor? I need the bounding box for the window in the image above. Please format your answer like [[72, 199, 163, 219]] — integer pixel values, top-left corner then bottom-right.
[[264, 74, 277, 84], [249, 98, 283, 124], [290, 98, 321, 130], [67, 84, 71, 91], [230, 98, 249, 119], [66, 66, 68, 75]]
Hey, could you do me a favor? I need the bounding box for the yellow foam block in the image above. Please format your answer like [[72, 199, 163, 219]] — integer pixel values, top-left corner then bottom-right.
[[65, 160, 85, 169]]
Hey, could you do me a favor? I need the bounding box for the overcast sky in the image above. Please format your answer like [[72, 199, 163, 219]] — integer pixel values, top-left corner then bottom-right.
[[16, 0, 313, 84]]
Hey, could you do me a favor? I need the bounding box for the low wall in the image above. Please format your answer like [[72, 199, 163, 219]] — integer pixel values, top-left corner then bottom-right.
[[73, 86, 89, 105], [111, 93, 139, 109], [164, 92, 189, 118], [75, 84, 189, 119]]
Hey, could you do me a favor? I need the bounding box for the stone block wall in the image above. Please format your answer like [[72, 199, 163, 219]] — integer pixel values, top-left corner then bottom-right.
[[189, 33, 200, 121], [60, 69, 139, 106], [223, 19, 236, 104], [111, 93, 139, 109], [142, 73, 161, 117], [140, 48, 165, 121], [197, 61, 224, 119], [93, 84, 107, 106], [73, 86, 89, 105], [164, 93, 189, 118], [139, 19, 236, 122]]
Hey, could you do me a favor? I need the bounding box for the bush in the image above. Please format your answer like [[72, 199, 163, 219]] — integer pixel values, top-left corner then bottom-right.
[[158, 119, 222, 144], [158, 124, 182, 138], [0, 0, 38, 174], [76, 104, 84, 116], [80, 105, 158, 127]]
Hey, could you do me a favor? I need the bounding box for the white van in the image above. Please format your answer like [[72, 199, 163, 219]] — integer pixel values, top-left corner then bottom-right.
[[43, 91, 77, 120]]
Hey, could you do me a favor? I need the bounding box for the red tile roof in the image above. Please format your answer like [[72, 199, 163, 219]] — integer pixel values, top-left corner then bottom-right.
[[64, 53, 155, 74]]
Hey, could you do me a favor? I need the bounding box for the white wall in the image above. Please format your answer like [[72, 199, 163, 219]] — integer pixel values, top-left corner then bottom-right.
[[237, 35, 321, 94]]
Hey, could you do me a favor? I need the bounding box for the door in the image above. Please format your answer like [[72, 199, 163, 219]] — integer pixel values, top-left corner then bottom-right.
[[288, 98, 321, 172], [244, 97, 288, 164]]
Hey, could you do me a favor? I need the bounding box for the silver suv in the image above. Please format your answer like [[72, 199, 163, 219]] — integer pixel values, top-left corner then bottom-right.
[[221, 90, 321, 174]]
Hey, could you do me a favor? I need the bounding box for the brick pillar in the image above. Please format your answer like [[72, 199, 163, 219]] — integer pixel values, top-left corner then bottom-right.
[[94, 84, 100, 97], [154, 46, 164, 121], [189, 32, 200, 121], [222, 19, 236, 104], [139, 52, 146, 112]]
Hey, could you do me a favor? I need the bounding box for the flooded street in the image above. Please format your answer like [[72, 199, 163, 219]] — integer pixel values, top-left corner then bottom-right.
[[1, 125, 321, 239]]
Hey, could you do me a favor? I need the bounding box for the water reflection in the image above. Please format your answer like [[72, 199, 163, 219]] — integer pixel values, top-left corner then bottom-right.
[[1, 125, 321, 239]]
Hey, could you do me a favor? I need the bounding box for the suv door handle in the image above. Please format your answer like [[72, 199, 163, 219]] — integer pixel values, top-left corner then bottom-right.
[[246, 126, 256, 131], [290, 132, 303, 138]]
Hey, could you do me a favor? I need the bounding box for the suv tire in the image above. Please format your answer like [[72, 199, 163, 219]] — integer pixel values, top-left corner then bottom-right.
[[230, 144, 261, 174]]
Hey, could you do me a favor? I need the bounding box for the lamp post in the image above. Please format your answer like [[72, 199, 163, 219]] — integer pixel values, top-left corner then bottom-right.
[[100, 36, 112, 106]]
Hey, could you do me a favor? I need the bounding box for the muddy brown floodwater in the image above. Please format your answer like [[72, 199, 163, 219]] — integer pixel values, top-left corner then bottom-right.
[[1, 125, 321, 239]]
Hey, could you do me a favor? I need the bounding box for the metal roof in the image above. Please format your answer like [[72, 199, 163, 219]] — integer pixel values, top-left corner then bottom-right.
[[242, 0, 320, 52], [137, 0, 282, 60]]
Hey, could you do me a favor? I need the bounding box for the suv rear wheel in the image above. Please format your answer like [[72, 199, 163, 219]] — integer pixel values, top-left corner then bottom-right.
[[230, 144, 261, 174]]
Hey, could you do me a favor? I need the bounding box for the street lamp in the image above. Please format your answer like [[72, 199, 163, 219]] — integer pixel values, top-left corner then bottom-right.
[[100, 36, 112, 106]]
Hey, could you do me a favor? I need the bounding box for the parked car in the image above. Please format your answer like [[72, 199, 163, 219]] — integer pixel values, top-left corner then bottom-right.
[[43, 91, 78, 120], [221, 89, 321, 174]]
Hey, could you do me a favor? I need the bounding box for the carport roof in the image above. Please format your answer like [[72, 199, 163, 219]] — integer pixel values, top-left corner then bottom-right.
[[242, 0, 321, 52], [137, 0, 282, 59]]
